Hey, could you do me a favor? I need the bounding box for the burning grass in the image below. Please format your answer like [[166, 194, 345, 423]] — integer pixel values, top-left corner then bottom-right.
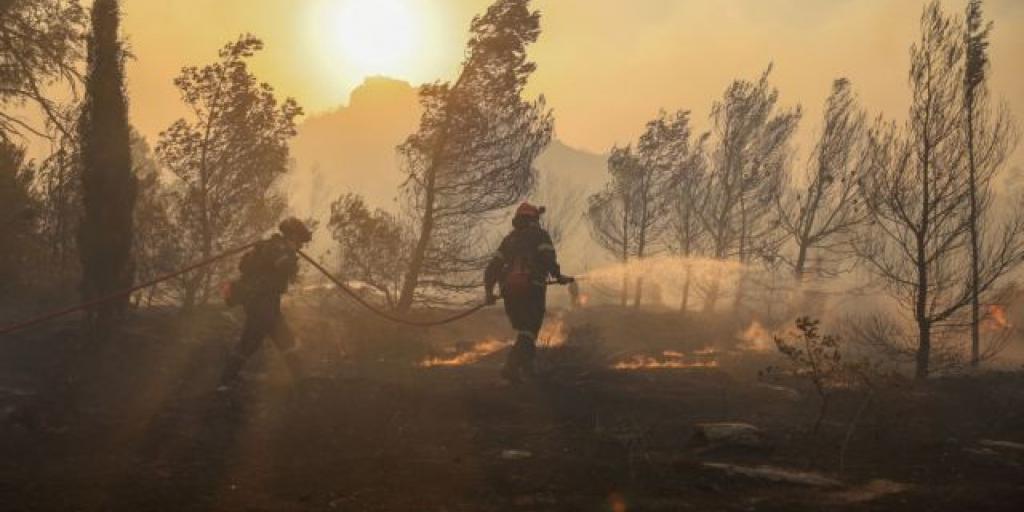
[[418, 338, 511, 367], [612, 349, 719, 370]]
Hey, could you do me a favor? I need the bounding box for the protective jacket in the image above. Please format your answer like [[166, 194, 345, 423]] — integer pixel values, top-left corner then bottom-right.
[[236, 234, 299, 300], [484, 218, 562, 298]]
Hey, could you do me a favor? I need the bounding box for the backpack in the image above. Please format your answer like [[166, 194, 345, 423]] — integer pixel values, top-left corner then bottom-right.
[[223, 241, 275, 307], [503, 254, 533, 299]]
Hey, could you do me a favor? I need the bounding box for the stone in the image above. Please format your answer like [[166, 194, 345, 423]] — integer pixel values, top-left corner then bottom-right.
[[703, 463, 842, 487], [691, 422, 767, 448]]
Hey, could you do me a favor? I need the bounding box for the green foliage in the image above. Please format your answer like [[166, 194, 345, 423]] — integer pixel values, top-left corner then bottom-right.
[[77, 0, 136, 333], [0, 140, 42, 292], [397, 0, 553, 310], [328, 193, 410, 309], [131, 130, 177, 305], [0, 0, 86, 140], [157, 34, 302, 308]]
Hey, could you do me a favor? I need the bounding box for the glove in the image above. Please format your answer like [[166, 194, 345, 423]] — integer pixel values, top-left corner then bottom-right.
[[557, 276, 575, 285], [485, 291, 498, 306]]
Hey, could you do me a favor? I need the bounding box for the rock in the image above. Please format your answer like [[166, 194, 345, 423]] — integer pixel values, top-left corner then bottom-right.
[[828, 479, 911, 504], [691, 422, 768, 448], [755, 383, 801, 402], [978, 439, 1024, 452], [501, 449, 533, 460], [966, 440, 1024, 467], [702, 463, 842, 487]]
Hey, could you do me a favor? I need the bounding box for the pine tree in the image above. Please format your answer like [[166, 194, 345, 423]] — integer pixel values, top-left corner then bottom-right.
[[77, 0, 136, 338], [395, 0, 552, 311], [964, 0, 991, 368]]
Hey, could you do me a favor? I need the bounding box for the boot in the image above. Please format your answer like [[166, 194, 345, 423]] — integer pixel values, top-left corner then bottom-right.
[[218, 354, 246, 392], [501, 343, 524, 384], [282, 350, 305, 382]]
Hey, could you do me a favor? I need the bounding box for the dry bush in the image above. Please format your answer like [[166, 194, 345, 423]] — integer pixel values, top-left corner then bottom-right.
[[762, 317, 881, 434]]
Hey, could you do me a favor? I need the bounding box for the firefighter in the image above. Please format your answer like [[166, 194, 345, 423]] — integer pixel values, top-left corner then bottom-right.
[[485, 202, 573, 383], [219, 217, 313, 390]]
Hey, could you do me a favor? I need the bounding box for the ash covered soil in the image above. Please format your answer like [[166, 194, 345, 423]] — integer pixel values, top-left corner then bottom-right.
[[1, 305, 1023, 511]]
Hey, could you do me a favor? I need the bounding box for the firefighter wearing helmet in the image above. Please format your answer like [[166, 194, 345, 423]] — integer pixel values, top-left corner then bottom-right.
[[219, 217, 313, 390], [485, 202, 574, 383]]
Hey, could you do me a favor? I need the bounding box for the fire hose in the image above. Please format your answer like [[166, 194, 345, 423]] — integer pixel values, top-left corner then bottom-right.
[[296, 249, 490, 327], [296, 250, 574, 327], [0, 242, 573, 336], [0, 242, 259, 337]]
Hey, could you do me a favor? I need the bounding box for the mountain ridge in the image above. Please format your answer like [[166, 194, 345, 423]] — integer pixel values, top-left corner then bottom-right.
[[286, 76, 608, 220]]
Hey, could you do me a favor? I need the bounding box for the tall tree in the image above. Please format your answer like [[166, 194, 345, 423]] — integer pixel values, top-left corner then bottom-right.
[[776, 78, 867, 279], [629, 111, 691, 306], [961, 0, 1017, 367], [77, 0, 135, 336], [396, 0, 553, 311], [35, 128, 81, 279], [0, 140, 41, 292], [667, 123, 708, 312], [857, 1, 1023, 379], [157, 35, 302, 309], [534, 171, 584, 251], [587, 147, 643, 306], [0, 0, 85, 141], [131, 130, 176, 307], [688, 67, 800, 312]]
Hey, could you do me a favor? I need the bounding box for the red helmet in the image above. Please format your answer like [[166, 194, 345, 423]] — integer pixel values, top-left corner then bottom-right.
[[515, 202, 544, 218]]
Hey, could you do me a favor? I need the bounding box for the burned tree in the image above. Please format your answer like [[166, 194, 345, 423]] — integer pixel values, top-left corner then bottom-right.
[[689, 67, 800, 311], [777, 78, 867, 279], [857, 1, 1024, 379], [666, 121, 708, 313], [962, 0, 1019, 367], [157, 35, 302, 309], [630, 110, 704, 309], [77, 0, 135, 336], [586, 111, 691, 307], [534, 171, 584, 251], [395, 0, 553, 311], [627, 111, 690, 305], [587, 147, 643, 306]]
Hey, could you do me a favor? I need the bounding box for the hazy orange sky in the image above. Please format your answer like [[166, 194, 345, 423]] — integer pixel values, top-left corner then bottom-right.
[[118, 0, 1023, 161]]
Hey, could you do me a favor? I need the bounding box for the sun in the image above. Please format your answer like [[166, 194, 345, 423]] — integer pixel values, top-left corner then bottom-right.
[[323, 0, 421, 79]]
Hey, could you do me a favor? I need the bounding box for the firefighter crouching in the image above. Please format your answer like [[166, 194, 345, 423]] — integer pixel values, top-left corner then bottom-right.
[[219, 217, 313, 390], [484, 202, 573, 383]]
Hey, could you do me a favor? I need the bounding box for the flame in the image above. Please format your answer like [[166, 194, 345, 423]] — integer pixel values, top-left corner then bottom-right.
[[538, 312, 568, 347], [738, 320, 773, 351], [607, 492, 628, 512], [419, 338, 510, 367], [578, 293, 590, 306], [612, 350, 719, 370], [983, 304, 1011, 332]]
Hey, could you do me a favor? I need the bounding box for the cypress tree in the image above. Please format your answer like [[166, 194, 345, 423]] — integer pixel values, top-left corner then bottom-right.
[[78, 0, 136, 338]]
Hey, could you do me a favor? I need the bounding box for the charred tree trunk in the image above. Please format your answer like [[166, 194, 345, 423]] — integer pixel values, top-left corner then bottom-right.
[[967, 106, 981, 367]]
